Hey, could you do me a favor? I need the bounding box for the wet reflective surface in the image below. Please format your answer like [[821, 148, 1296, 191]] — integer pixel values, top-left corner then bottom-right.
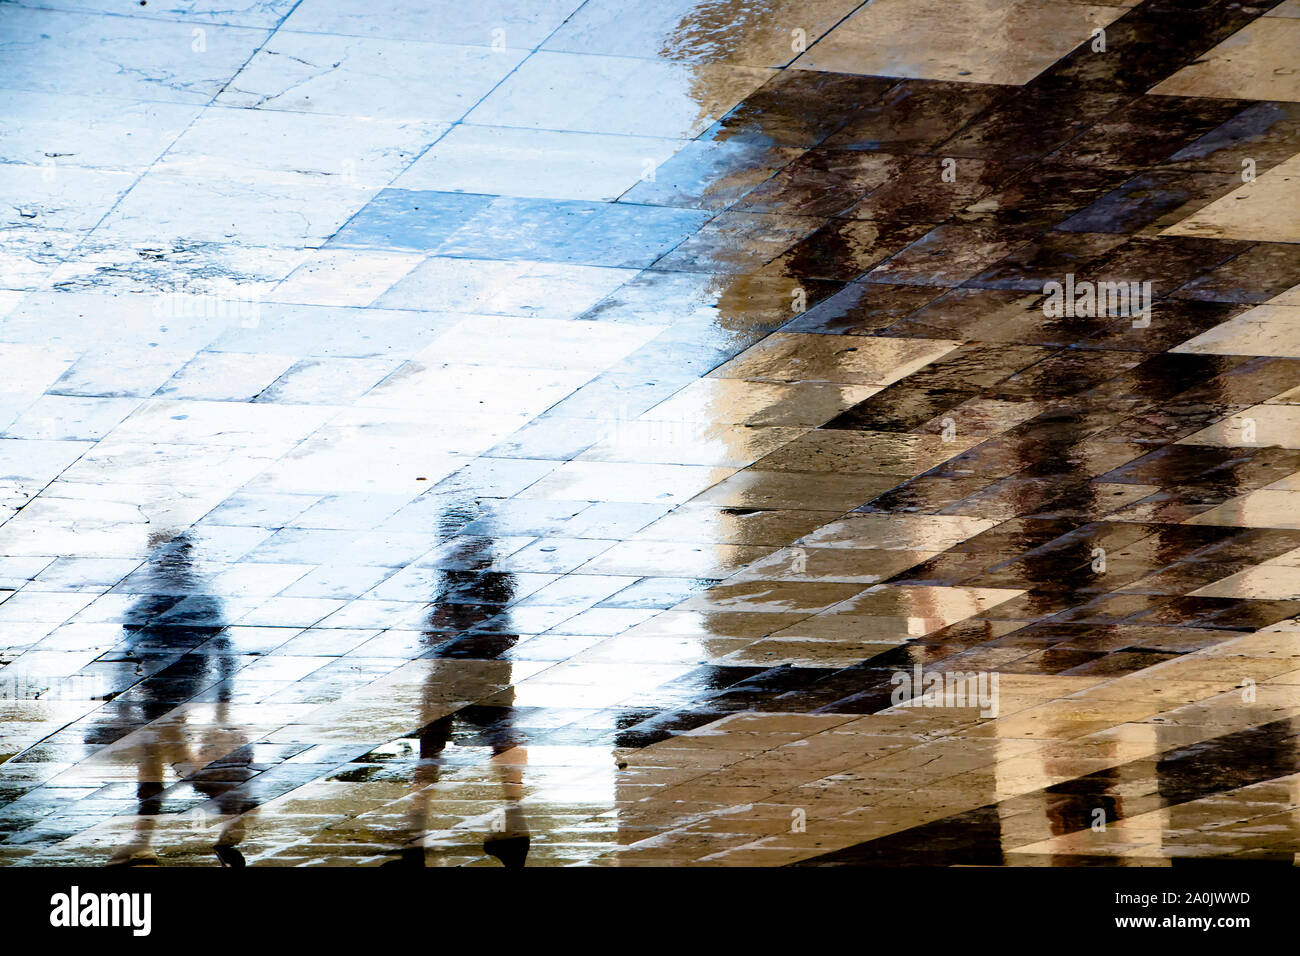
[[1, 0, 1299, 867]]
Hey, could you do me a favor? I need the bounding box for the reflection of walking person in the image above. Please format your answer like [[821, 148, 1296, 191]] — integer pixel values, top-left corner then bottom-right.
[[385, 498, 530, 867], [483, 759, 530, 869], [105, 532, 249, 867]]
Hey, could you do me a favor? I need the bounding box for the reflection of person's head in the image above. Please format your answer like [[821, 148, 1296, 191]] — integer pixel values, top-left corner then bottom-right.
[[128, 531, 225, 656]]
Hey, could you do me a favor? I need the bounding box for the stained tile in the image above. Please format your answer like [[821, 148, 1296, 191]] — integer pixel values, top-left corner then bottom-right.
[[707, 333, 960, 385], [1162, 152, 1300, 243], [792, 0, 1126, 85], [215, 32, 527, 119], [1152, 18, 1300, 102], [0, 7, 268, 103]]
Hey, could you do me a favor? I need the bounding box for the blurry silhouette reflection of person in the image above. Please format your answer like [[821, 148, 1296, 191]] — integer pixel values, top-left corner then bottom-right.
[[106, 531, 249, 867], [385, 497, 530, 868]]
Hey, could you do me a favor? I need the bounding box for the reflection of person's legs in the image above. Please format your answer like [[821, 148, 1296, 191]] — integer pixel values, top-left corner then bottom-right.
[[472, 679, 530, 868], [484, 742, 530, 868], [383, 713, 454, 866], [208, 696, 250, 867], [196, 767, 251, 867], [109, 723, 188, 866], [107, 778, 164, 866], [396, 689, 531, 867], [213, 819, 247, 867]]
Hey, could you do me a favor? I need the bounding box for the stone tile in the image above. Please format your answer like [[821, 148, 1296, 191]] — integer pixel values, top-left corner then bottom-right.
[[1162, 152, 1300, 243], [1152, 17, 1300, 102], [791, 0, 1125, 85]]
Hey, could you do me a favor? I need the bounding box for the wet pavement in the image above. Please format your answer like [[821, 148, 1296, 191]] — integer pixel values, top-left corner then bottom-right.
[[0, 0, 1298, 867]]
